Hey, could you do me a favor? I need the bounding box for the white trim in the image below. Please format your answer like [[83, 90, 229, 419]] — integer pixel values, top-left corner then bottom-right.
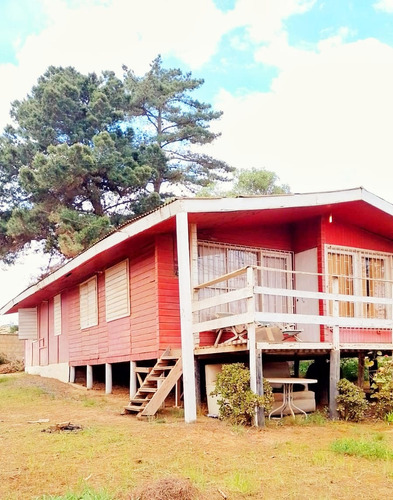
[[176, 212, 197, 423], [2, 187, 393, 315]]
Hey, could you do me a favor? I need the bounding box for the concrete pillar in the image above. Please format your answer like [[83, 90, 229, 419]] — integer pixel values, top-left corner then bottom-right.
[[86, 365, 93, 390], [69, 365, 75, 383], [130, 361, 137, 399], [105, 363, 112, 394]]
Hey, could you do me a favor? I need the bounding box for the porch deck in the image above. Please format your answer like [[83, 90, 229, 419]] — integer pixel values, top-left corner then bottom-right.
[[192, 265, 393, 354]]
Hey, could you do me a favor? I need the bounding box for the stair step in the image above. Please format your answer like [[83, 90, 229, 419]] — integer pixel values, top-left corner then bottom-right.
[[138, 387, 157, 393], [130, 398, 148, 403], [124, 405, 144, 412], [135, 367, 152, 373], [153, 365, 174, 371], [161, 355, 179, 360]]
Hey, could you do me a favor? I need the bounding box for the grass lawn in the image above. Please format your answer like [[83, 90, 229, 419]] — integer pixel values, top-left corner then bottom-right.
[[1, 373, 393, 499]]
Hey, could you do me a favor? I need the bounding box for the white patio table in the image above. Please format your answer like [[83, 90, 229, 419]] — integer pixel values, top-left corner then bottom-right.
[[265, 377, 318, 419]]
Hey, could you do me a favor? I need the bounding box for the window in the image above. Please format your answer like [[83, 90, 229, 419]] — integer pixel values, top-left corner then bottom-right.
[[80, 276, 98, 329], [53, 294, 62, 336], [197, 241, 292, 320], [18, 308, 38, 340], [326, 246, 392, 319], [105, 260, 130, 322]]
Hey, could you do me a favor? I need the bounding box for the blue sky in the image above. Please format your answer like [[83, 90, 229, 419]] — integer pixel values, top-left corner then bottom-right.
[[1, 0, 393, 314]]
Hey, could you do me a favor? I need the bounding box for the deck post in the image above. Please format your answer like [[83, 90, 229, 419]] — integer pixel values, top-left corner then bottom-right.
[[105, 363, 112, 394], [86, 364, 93, 390], [246, 267, 263, 426], [256, 348, 265, 427], [329, 349, 340, 418], [176, 211, 197, 423], [130, 361, 137, 399], [329, 277, 340, 418], [357, 352, 365, 388]]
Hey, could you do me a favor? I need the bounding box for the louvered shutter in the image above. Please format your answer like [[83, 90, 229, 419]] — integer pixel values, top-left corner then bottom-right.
[[105, 260, 130, 322], [80, 277, 98, 329], [19, 308, 38, 340], [53, 294, 62, 335]]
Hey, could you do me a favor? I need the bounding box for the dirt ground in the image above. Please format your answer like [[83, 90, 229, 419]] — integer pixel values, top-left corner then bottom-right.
[[2, 373, 393, 500]]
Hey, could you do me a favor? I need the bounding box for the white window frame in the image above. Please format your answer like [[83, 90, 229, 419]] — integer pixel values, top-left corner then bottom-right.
[[325, 245, 393, 319], [197, 241, 293, 319], [105, 259, 130, 322], [80, 276, 98, 329], [53, 294, 62, 336]]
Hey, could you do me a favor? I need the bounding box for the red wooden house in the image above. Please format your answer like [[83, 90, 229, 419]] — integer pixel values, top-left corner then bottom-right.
[[1, 187, 393, 423]]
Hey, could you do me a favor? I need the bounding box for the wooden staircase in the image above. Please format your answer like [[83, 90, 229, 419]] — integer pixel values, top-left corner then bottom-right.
[[124, 349, 182, 419]]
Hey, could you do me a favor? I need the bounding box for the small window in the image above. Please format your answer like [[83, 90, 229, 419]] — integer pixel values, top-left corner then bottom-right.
[[105, 260, 130, 322], [53, 294, 62, 336], [18, 308, 38, 340], [80, 276, 98, 329]]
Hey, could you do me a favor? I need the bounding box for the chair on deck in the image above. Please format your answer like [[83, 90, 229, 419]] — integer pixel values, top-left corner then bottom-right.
[[255, 324, 302, 343]]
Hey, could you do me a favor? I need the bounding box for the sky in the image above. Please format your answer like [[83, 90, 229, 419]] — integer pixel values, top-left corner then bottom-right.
[[1, 0, 393, 321]]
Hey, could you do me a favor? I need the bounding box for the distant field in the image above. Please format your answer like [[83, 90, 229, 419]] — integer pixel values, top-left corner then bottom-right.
[[1, 373, 393, 499]]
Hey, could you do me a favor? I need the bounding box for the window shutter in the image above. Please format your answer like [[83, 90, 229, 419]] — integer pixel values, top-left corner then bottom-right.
[[80, 277, 98, 329], [53, 294, 62, 336], [19, 308, 38, 340], [105, 260, 130, 322]]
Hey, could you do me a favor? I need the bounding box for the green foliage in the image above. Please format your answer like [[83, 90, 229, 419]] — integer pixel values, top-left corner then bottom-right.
[[331, 436, 393, 460], [336, 378, 368, 422], [211, 363, 274, 426], [1, 58, 228, 262], [370, 356, 393, 419], [0, 352, 8, 364], [198, 167, 290, 197], [123, 55, 232, 194], [340, 358, 361, 382]]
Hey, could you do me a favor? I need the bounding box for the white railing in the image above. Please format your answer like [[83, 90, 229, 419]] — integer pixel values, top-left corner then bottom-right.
[[192, 266, 393, 348]]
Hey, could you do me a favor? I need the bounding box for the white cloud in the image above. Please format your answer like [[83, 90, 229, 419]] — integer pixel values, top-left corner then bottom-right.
[[226, 0, 316, 43], [0, 0, 228, 130], [208, 36, 393, 203], [374, 0, 393, 13]]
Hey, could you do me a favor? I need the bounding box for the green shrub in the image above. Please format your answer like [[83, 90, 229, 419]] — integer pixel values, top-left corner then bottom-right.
[[336, 378, 368, 422], [0, 352, 9, 365], [211, 363, 274, 425], [370, 356, 393, 419], [341, 358, 360, 382]]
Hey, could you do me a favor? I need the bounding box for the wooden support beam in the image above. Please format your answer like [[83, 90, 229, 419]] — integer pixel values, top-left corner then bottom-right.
[[357, 352, 365, 388], [255, 349, 265, 427], [176, 212, 197, 423], [329, 349, 340, 419]]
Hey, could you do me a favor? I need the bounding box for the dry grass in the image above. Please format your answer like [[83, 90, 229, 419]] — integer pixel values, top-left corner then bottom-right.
[[1, 373, 393, 500]]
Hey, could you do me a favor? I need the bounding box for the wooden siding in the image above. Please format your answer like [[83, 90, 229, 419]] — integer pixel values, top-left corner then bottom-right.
[[197, 225, 292, 252], [156, 234, 181, 350], [130, 244, 158, 358]]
